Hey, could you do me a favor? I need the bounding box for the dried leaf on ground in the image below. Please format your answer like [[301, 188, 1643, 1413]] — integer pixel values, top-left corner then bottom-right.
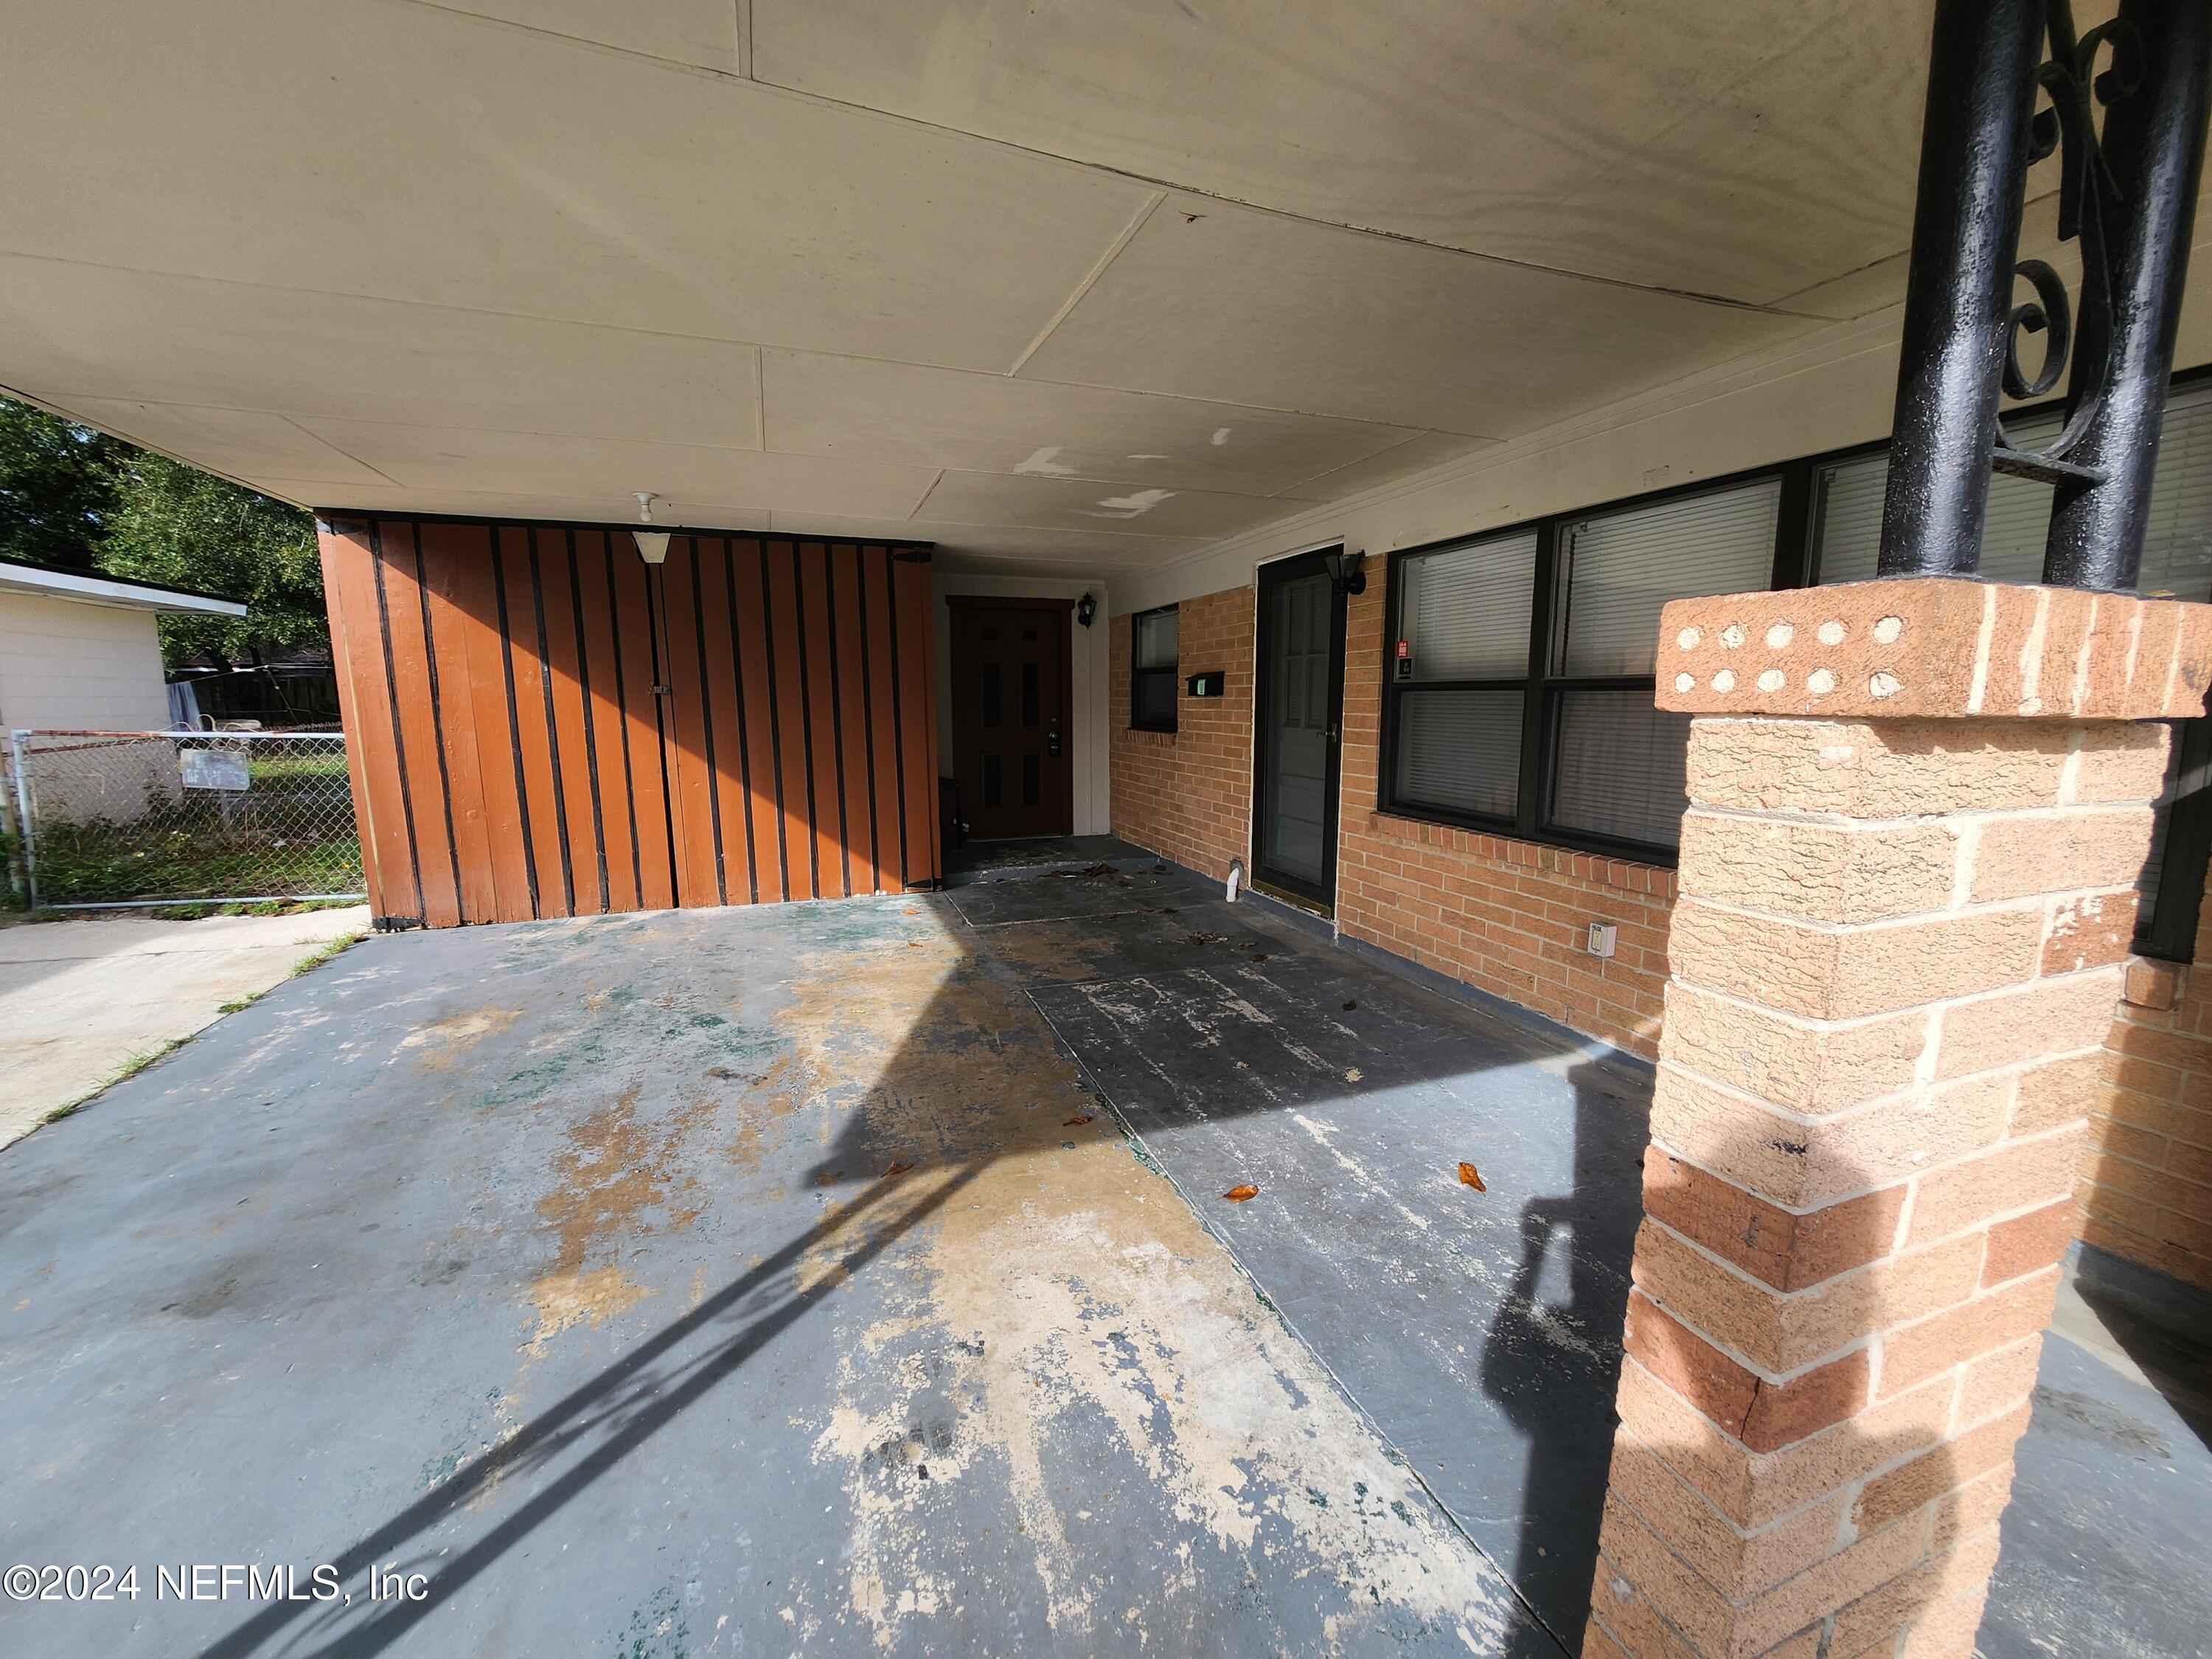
[[884, 1161, 914, 1178], [1063, 1114, 1093, 1127], [1223, 1183, 1259, 1203], [1458, 1161, 1486, 1192], [1343, 999, 1357, 1011]]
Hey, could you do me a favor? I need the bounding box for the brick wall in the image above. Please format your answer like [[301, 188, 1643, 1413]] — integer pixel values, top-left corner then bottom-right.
[[1109, 577, 2212, 1292], [1107, 587, 1254, 881], [2089, 894, 2212, 1289], [1335, 579, 1675, 1059]]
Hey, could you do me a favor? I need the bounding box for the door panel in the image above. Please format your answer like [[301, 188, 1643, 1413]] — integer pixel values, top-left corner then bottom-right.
[[1254, 553, 1346, 908], [317, 520, 942, 925], [950, 600, 1072, 839]]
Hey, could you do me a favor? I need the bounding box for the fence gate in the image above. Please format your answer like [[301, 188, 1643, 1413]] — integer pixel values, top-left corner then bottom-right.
[[4, 729, 364, 909]]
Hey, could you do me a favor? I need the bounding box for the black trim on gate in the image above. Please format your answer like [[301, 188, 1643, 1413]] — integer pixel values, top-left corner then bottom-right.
[[602, 540, 647, 907], [410, 523, 467, 915], [821, 546, 855, 897], [791, 544, 824, 898], [526, 529, 577, 914], [490, 531, 543, 917], [720, 539, 762, 906], [566, 529, 611, 913], [365, 521, 427, 920], [757, 541, 793, 899], [686, 538, 728, 906], [884, 547, 914, 887], [853, 546, 884, 894], [1252, 548, 1348, 911]]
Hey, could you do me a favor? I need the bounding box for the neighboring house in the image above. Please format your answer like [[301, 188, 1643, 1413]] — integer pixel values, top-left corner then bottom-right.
[[0, 557, 244, 733]]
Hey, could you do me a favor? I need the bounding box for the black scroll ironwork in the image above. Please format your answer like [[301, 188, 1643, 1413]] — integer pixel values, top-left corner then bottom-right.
[[1877, 0, 2211, 592]]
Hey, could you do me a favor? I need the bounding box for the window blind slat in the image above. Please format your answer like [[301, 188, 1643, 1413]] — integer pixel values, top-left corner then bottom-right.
[[1394, 689, 1522, 818], [1551, 692, 1692, 846], [1560, 481, 1782, 676], [1399, 531, 1537, 680], [1815, 383, 2212, 597]]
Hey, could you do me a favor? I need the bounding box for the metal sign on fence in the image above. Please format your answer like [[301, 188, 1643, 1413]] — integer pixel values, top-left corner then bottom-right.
[[4, 728, 364, 911]]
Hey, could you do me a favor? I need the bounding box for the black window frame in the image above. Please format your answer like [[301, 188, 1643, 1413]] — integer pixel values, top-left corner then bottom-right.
[[1377, 365, 2212, 962], [1129, 603, 1180, 733]]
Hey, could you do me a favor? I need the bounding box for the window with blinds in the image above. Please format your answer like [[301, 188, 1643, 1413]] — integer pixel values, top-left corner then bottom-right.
[[1387, 532, 1535, 822], [1377, 373, 2212, 953], [1812, 380, 2212, 950], [1130, 605, 1179, 732], [1558, 481, 1783, 677]]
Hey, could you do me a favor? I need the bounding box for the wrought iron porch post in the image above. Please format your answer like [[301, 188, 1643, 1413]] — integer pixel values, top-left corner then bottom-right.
[[2045, 0, 2212, 591], [1878, 0, 2048, 580]]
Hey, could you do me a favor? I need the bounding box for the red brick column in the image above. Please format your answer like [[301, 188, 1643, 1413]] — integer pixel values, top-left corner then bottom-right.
[[1585, 579, 2212, 1659]]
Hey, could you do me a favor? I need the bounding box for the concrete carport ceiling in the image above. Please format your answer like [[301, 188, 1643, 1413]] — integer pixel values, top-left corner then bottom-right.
[[0, 1, 2065, 575]]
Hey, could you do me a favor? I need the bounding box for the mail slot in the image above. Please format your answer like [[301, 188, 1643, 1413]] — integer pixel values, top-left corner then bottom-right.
[[1186, 670, 1225, 698]]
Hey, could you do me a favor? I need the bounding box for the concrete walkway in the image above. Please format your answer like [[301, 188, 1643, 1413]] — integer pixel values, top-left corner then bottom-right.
[[0, 905, 369, 1146]]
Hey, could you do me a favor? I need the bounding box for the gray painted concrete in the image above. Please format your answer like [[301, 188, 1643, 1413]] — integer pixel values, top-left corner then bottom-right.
[[3, 869, 2205, 1658], [0, 893, 1539, 1658]]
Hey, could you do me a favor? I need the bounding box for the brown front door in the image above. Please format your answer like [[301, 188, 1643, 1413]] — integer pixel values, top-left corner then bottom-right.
[[947, 598, 1073, 839]]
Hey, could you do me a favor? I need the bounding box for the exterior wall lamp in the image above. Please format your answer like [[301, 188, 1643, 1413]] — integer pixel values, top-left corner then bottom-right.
[[1077, 592, 1098, 627], [1324, 549, 1366, 596], [633, 490, 669, 563]]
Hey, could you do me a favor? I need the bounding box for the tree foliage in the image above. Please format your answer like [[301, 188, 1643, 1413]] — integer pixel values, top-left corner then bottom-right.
[[0, 393, 324, 664], [0, 395, 123, 570], [98, 450, 327, 663]]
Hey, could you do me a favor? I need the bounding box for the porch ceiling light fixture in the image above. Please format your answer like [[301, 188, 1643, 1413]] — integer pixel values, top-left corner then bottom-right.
[[633, 491, 669, 564], [1323, 549, 1366, 597], [1077, 591, 1098, 627]]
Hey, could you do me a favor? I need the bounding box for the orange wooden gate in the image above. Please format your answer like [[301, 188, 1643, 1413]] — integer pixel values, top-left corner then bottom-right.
[[318, 518, 941, 928]]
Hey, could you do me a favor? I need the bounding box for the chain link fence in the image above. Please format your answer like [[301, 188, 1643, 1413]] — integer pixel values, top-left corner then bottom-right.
[[4, 729, 364, 908]]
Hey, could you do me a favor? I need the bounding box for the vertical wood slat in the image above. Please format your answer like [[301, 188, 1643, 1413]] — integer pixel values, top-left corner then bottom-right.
[[797, 543, 850, 897], [611, 543, 677, 910], [415, 521, 501, 923], [859, 546, 908, 896], [661, 537, 723, 908], [828, 545, 881, 895], [440, 522, 535, 922], [316, 521, 408, 920], [764, 540, 819, 900], [327, 518, 939, 924], [538, 529, 608, 916], [573, 531, 641, 916], [730, 541, 790, 903], [499, 526, 569, 917], [696, 538, 755, 905], [894, 552, 941, 889], [375, 521, 462, 928]]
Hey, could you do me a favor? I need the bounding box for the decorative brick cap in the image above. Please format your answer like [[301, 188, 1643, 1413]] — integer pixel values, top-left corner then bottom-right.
[[1656, 577, 2212, 720]]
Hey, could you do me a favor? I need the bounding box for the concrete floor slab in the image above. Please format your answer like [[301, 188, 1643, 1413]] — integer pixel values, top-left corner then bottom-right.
[[0, 905, 370, 1147], [0, 897, 1540, 1658]]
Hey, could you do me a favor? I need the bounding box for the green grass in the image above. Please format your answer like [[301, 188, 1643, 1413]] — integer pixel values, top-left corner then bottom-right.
[[40, 1039, 186, 1124], [32, 814, 362, 905]]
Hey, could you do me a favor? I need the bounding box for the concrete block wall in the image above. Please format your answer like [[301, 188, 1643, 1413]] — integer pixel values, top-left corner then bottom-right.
[[0, 591, 173, 732]]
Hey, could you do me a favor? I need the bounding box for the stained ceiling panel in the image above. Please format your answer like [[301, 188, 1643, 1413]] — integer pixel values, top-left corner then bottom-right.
[[754, 0, 1934, 306], [762, 351, 1447, 496], [0, 0, 1155, 374], [0, 258, 765, 451], [1018, 198, 1806, 434], [914, 471, 1292, 543]]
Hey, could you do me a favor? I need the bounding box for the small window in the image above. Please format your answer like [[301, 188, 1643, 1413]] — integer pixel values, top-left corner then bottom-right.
[[1130, 605, 1179, 732]]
